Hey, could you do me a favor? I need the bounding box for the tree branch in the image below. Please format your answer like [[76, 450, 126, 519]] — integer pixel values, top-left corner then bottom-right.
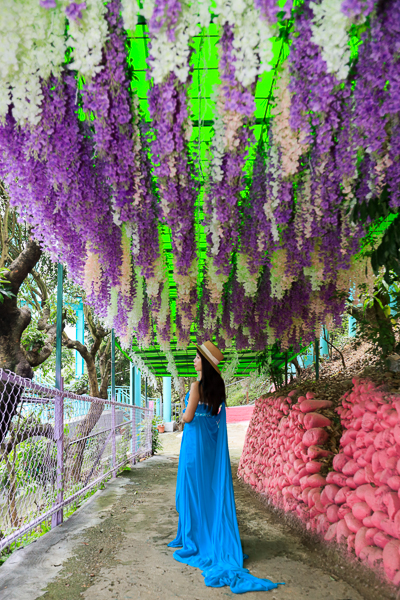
[[0, 192, 10, 269], [6, 237, 42, 295], [322, 335, 346, 369], [1, 422, 54, 455], [62, 330, 100, 397], [62, 331, 92, 363], [25, 321, 58, 367]]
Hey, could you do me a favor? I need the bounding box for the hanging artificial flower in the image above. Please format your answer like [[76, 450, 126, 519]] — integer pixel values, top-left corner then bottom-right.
[[143, 0, 208, 346], [0, 0, 66, 125], [65, 0, 108, 78], [310, 0, 354, 81]]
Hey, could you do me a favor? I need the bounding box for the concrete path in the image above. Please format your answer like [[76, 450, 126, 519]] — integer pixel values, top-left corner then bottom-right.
[[0, 424, 392, 600]]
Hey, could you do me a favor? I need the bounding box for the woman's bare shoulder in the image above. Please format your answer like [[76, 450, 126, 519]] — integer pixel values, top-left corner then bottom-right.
[[190, 380, 200, 397]]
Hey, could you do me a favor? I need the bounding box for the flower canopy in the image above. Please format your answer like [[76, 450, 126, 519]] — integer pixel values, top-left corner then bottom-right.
[[0, 0, 399, 373]]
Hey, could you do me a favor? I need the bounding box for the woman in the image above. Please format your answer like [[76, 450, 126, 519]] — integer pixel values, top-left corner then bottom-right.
[[168, 341, 283, 594]]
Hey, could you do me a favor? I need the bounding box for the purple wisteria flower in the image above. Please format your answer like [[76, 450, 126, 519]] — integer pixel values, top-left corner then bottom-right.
[[81, 0, 140, 225], [206, 23, 255, 277], [40, 0, 56, 9], [65, 2, 86, 20], [148, 73, 198, 276], [148, 0, 182, 41]]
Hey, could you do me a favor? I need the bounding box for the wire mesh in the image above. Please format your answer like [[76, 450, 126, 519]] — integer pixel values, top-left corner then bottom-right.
[[0, 368, 153, 552]]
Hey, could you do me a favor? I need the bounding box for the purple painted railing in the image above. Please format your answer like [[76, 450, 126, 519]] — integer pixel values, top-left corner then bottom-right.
[[0, 369, 153, 552]]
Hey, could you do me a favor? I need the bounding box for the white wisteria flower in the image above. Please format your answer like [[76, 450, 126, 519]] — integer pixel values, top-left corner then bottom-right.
[[310, 0, 354, 81], [263, 143, 281, 243], [0, 0, 66, 125], [66, 0, 108, 79], [214, 0, 273, 87], [138, 0, 211, 84], [127, 351, 157, 388]]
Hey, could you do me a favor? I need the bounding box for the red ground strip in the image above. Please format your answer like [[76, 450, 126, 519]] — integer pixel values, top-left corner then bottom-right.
[[225, 405, 254, 423]]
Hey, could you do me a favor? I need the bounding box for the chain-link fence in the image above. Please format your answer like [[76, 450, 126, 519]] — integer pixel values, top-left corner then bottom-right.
[[0, 368, 153, 552]]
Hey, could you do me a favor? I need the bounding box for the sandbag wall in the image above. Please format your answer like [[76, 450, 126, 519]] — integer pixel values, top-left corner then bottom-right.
[[238, 379, 400, 585]]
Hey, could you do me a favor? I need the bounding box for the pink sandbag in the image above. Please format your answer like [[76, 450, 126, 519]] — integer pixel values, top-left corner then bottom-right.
[[365, 527, 380, 545], [360, 546, 384, 568], [393, 571, 400, 586], [374, 530, 393, 549], [343, 442, 357, 457], [335, 486, 351, 505], [307, 487, 321, 508], [315, 514, 330, 535], [384, 491, 400, 520], [394, 424, 400, 445], [363, 515, 375, 528], [298, 467, 309, 480], [377, 469, 396, 486], [364, 487, 383, 512], [394, 511, 400, 539], [324, 522, 337, 542], [307, 445, 332, 459], [378, 450, 397, 470], [301, 473, 326, 490], [371, 510, 389, 529], [299, 399, 333, 413], [381, 518, 397, 539], [305, 461, 322, 474], [344, 512, 363, 534], [326, 472, 348, 487], [362, 444, 375, 464], [364, 464, 375, 483], [294, 442, 307, 459], [293, 458, 305, 473], [383, 539, 400, 581], [324, 484, 340, 504], [336, 518, 352, 543], [362, 412, 377, 431], [332, 453, 348, 472], [326, 504, 340, 523], [303, 412, 331, 430], [352, 502, 372, 521], [340, 429, 357, 446], [347, 534, 356, 552], [342, 459, 359, 476], [387, 476, 400, 491], [353, 469, 367, 486], [313, 494, 326, 514], [355, 526, 369, 557], [303, 428, 329, 447]]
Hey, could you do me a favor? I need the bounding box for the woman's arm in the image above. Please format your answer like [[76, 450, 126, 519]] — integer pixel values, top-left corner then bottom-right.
[[182, 381, 200, 423]]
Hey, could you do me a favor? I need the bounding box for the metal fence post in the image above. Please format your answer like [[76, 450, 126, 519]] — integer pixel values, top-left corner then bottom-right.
[[315, 337, 320, 381], [52, 263, 64, 529], [51, 378, 64, 528], [132, 407, 136, 463], [111, 329, 116, 478]]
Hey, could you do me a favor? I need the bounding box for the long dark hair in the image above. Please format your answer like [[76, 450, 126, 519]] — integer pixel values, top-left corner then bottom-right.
[[198, 351, 226, 415]]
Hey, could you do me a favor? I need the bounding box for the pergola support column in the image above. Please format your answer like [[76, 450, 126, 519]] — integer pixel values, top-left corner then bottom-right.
[[163, 377, 173, 431]]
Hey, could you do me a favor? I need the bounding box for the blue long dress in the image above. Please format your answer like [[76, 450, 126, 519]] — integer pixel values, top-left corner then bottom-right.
[[168, 392, 283, 594]]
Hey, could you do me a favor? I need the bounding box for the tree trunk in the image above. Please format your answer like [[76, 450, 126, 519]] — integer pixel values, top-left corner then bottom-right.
[[0, 239, 42, 443], [6, 457, 18, 528], [63, 331, 110, 483]]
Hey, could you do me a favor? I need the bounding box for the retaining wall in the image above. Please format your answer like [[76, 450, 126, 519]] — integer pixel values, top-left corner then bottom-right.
[[238, 378, 400, 585]]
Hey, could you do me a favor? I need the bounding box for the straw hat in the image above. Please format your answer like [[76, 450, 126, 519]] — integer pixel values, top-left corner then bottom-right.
[[196, 341, 224, 375]]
